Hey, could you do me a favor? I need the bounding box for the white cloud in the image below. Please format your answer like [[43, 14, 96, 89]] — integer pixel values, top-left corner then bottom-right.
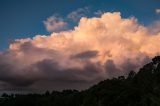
[[156, 9, 160, 14], [43, 15, 67, 32]]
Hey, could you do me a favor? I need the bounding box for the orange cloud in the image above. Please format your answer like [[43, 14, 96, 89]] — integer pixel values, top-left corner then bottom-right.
[[1, 12, 160, 90]]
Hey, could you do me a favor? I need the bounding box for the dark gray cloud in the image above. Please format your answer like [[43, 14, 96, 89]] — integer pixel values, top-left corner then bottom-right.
[[0, 47, 152, 91], [0, 63, 36, 87], [0, 51, 103, 90], [105, 59, 121, 78], [72, 50, 98, 59], [35, 59, 103, 83]]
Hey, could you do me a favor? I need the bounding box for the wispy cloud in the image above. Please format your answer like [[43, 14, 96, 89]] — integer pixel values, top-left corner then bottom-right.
[[44, 7, 90, 32], [94, 10, 105, 16], [43, 15, 67, 32], [67, 7, 89, 22]]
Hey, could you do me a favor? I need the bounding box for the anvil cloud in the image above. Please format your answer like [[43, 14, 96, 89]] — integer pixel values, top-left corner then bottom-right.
[[0, 12, 160, 91]]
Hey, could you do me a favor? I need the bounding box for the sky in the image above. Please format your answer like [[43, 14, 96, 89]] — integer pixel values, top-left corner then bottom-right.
[[0, 0, 160, 92]]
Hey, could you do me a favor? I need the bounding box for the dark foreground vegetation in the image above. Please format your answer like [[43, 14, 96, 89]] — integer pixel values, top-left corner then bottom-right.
[[1, 56, 160, 106]]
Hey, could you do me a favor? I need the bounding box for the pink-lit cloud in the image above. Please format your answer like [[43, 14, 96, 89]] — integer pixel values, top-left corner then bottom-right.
[[43, 15, 67, 32], [0, 12, 160, 91]]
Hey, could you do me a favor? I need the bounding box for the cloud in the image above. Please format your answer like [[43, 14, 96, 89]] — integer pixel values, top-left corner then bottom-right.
[[0, 12, 160, 91], [156, 9, 160, 14], [43, 15, 67, 32], [148, 21, 160, 34], [67, 7, 89, 22], [94, 10, 105, 16], [72, 50, 98, 59]]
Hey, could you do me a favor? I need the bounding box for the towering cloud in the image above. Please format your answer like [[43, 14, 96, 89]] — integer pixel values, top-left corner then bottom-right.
[[0, 12, 160, 91]]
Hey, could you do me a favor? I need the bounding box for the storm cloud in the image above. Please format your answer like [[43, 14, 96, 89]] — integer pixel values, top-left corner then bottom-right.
[[72, 50, 98, 59], [0, 12, 160, 91]]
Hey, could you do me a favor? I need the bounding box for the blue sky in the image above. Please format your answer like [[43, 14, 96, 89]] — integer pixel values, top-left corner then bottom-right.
[[0, 0, 160, 50]]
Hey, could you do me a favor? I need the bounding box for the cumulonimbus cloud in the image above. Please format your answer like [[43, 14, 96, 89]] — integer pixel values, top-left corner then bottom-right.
[[0, 12, 160, 91]]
